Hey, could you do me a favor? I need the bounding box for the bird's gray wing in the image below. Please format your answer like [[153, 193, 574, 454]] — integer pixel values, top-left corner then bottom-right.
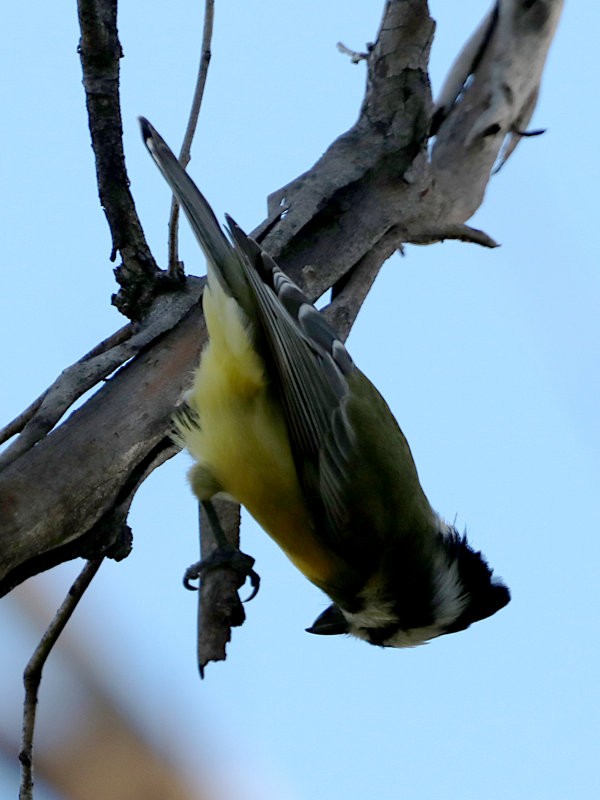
[[141, 117, 357, 546], [226, 218, 357, 542]]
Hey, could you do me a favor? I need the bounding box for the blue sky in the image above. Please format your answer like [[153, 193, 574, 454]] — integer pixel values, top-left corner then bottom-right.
[[1, 2, 599, 799]]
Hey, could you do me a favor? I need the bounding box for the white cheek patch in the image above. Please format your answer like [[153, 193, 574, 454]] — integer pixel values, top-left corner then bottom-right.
[[341, 516, 469, 648], [430, 551, 468, 628], [343, 599, 398, 632]]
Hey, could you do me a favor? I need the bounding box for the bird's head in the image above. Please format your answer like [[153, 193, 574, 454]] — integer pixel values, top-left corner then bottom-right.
[[307, 526, 510, 647]]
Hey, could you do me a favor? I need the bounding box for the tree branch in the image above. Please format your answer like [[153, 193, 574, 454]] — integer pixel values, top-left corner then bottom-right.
[[430, 0, 564, 219], [19, 558, 104, 800], [168, 0, 215, 278], [77, 0, 163, 319], [196, 499, 245, 676], [406, 224, 499, 249], [0, 282, 201, 471], [0, 324, 133, 456], [0, 281, 204, 595]]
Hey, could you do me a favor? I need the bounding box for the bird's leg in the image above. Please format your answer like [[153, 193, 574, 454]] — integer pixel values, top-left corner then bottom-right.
[[183, 500, 260, 601]]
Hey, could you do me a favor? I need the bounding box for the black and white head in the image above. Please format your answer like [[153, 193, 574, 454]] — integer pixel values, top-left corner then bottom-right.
[[308, 522, 510, 647]]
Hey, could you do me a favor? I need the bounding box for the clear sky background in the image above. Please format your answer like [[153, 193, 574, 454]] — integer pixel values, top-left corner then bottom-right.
[[1, 2, 599, 799]]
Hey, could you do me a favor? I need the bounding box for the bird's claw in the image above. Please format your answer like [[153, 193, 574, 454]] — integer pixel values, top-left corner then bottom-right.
[[183, 548, 260, 602]]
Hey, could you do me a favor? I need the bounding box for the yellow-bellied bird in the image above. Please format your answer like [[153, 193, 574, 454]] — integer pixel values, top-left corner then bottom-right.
[[141, 118, 510, 647]]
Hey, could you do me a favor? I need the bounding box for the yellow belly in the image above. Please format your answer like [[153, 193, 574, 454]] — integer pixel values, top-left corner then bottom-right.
[[178, 279, 336, 588]]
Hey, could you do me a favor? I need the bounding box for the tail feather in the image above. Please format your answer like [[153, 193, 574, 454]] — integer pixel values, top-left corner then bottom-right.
[[139, 117, 253, 313]]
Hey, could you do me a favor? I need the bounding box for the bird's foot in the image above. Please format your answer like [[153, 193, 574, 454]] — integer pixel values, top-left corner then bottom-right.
[[183, 548, 260, 602]]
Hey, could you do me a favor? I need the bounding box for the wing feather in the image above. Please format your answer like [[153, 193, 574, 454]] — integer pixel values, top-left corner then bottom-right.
[[141, 117, 357, 550], [225, 218, 356, 543]]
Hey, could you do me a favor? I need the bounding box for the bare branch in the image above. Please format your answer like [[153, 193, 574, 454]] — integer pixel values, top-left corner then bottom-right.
[[336, 41, 370, 64], [0, 325, 133, 450], [0, 397, 44, 449], [168, 0, 215, 277], [0, 284, 204, 595], [493, 85, 545, 172], [430, 0, 564, 219], [79, 322, 136, 360], [19, 558, 104, 800], [0, 282, 202, 471], [77, 0, 162, 320], [262, 0, 436, 289], [324, 227, 403, 341], [196, 500, 246, 677], [407, 224, 499, 248]]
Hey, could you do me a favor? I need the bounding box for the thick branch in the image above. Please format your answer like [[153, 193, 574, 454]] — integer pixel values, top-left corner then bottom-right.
[[430, 0, 564, 219], [0, 291, 205, 595], [263, 0, 435, 286]]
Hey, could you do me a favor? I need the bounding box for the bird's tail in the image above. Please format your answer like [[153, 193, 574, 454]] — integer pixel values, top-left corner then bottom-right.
[[139, 117, 253, 313]]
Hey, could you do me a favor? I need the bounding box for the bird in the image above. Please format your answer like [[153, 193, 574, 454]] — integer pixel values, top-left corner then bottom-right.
[[140, 117, 510, 647]]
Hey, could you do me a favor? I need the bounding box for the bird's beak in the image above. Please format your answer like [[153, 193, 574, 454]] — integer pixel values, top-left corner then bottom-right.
[[306, 604, 349, 635]]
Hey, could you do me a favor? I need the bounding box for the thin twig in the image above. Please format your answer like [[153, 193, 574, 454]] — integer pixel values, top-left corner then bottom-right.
[[0, 397, 45, 449], [407, 224, 499, 249], [168, 0, 215, 276], [336, 41, 369, 64], [0, 280, 202, 472], [79, 322, 135, 361], [0, 325, 134, 449], [19, 558, 104, 800]]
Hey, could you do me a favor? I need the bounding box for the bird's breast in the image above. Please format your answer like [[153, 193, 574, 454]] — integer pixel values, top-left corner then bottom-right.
[[179, 280, 343, 590]]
